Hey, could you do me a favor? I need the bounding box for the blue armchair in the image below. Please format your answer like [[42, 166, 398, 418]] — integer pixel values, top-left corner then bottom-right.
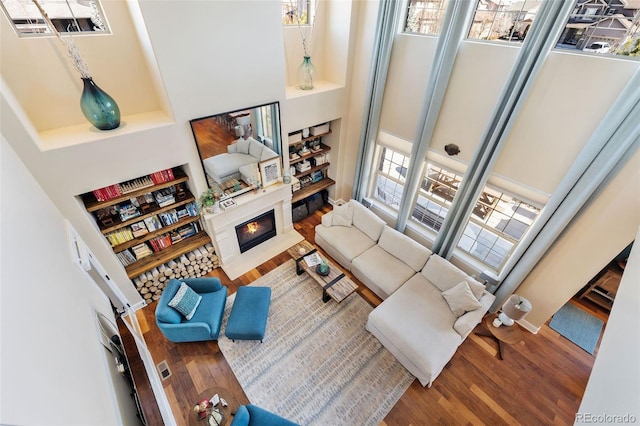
[[155, 277, 227, 342], [230, 404, 298, 426]]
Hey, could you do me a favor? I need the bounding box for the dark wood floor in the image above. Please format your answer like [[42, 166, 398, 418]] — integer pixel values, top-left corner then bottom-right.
[[121, 205, 608, 426]]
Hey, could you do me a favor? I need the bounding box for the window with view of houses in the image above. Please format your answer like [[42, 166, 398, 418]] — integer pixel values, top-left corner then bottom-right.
[[373, 146, 541, 272], [1, 0, 109, 36], [282, 0, 312, 25], [403, 0, 640, 58]]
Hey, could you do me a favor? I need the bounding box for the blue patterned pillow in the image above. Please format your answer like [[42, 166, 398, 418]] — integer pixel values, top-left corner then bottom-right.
[[168, 282, 202, 320]]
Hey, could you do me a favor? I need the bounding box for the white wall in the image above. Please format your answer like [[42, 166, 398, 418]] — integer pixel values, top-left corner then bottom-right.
[[0, 137, 131, 425], [577, 227, 640, 423]]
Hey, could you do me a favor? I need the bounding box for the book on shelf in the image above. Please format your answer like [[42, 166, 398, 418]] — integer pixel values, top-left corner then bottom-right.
[[116, 249, 137, 267], [144, 215, 163, 232], [131, 243, 153, 260], [120, 176, 154, 194], [154, 188, 176, 207], [93, 184, 122, 202], [150, 168, 176, 185], [118, 203, 140, 222], [159, 209, 179, 226], [130, 221, 149, 238], [149, 234, 172, 252], [106, 228, 134, 246]]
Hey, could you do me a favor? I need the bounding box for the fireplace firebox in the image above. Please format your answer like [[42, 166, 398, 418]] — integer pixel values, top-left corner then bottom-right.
[[235, 210, 277, 253]]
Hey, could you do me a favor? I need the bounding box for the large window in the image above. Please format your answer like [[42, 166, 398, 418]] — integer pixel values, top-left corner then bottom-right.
[[457, 188, 540, 271], [373, 147, 409, 209], [467, 0, 540, 42], [282, 0, 312, 25], [1, 0, 109, 37], [373, 151, 542, 272], [404, 0, 451, 35]]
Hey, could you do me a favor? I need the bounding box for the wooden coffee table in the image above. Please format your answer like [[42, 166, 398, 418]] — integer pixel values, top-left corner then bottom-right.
[[475, 313, 523, 360], [287, 240, 358, 303]]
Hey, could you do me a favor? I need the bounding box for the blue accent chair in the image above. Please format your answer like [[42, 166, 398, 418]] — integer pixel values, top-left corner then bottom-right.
[[155, 277, 227, 342], [230, 404, 298, 426]]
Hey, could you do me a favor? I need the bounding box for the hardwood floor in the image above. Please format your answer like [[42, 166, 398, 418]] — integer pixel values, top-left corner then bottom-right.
[[121, 205, 607, 426]]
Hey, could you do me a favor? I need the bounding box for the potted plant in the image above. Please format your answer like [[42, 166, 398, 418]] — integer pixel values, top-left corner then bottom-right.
[[199, 188, 221, 214]]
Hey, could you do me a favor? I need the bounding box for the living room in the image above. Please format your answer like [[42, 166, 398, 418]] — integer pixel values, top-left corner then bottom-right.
[[1, 0, 638, 425]]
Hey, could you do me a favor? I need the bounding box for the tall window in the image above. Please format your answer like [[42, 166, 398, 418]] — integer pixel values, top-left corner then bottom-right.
[[411, 164, 462, 232], [1, 0, 109, 37], [373, 154, 542, 272], [282, 0, 312, 25], [457, 188, 540, 271], [467, 0, 540, 42], [404, 0, 451, 35], [555, 0, 640, 57], [373, 147, 409, 209]]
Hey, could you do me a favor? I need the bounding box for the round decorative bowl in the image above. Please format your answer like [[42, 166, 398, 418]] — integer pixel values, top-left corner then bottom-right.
[[316, 263, 330, 276]]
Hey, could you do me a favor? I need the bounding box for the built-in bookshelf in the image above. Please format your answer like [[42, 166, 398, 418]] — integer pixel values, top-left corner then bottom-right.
[[288, 123, 335, 203], [81, 166, 211, 279]]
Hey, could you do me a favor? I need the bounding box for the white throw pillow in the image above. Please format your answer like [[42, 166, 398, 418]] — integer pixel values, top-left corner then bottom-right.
[[332, 203, 354, 227], [236, 138, 250, 154], [441, 281, 482, 318], [227, 143, 238, 154], [466, 279, 486, 300]]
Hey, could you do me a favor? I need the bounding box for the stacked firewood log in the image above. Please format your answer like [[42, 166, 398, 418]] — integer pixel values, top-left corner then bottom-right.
[[132, 243, 219, 301]]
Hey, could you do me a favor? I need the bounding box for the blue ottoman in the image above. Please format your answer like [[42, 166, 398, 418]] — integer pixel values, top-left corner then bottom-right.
[[225, 286, 271, 342]]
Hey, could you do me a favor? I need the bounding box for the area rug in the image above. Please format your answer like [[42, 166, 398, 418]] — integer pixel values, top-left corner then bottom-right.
[[218, 259, 414, 425], [549, 303, 604, 355]]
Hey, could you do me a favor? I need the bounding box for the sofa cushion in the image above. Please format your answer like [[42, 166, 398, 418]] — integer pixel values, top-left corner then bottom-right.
[[352, 244, 417, 299], [260, 147, 277, 161], [168, 282, 202, 320], [332, 203, 354, 227], [377, 227, 432, 272], [248, 139, 264, 159], [352, 201, 386, 242], [155, 279, 183, 324], [315, 224, 376, 269], [236, 138, 251, 154], [227, 143, 238, 154], [421, 254, 483, 292], [441, 281, 482, 317], [366, 273, 461, 387]]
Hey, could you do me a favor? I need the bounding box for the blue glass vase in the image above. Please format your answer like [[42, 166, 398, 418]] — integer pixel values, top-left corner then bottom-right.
[[297, 56, 316, 90], [80, 77, 120, 130]]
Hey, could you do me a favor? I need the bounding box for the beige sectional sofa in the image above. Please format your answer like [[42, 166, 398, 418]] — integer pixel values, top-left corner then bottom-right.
[[315, 200, 495, 387]]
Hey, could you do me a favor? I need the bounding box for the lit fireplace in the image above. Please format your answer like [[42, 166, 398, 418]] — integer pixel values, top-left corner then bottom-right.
[[235, 210, 277, 253]]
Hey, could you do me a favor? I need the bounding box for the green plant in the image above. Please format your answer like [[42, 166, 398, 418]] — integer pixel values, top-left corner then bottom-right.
[[198, 188, 220, 210]]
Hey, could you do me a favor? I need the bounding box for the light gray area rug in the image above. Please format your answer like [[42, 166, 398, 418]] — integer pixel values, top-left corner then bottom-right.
[[218, 259, 414, 425]]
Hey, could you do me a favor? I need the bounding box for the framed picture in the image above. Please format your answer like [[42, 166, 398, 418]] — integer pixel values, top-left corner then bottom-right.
[[259, 157, 282, 188]]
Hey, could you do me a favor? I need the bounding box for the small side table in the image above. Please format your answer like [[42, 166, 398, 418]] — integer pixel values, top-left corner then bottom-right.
[[189, 387, 234, 426], [475, 313, 522, 360]]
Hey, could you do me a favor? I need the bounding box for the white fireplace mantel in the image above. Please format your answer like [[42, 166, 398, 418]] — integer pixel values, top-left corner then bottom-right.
[[203, 183, 303, 280]]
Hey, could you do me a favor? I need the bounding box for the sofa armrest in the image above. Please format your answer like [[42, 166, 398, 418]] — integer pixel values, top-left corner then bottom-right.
[[453, 291, 495, 338], [321, 212, 334, 227], [182, 277, 223, 293], [156, 321, 212, 342]]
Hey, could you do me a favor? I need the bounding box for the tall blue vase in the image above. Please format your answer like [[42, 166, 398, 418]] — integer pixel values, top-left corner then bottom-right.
[[80, 77, 120, 130]]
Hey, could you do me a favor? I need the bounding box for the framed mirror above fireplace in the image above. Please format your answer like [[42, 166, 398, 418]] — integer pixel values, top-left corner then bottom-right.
[[189, 102, 282, 197]]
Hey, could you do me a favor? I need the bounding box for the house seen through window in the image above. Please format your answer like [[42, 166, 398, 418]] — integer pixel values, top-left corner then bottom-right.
[[1, 0, 109, 37], [403, 0, 640, 58], [282, 0, 312, 25]]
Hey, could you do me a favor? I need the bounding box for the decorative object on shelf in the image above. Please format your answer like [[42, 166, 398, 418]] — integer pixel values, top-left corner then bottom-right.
[[259, 157, 282, 188], [283, 174, 292, 184], [298, 56, 316, 90], [302, 127, 310, 138], [492, 294, 532, 327], [80, 77, 121, 130], [290, 0, 319, 90], [32, 0, 120, 130], [199, 188, 221, 214]]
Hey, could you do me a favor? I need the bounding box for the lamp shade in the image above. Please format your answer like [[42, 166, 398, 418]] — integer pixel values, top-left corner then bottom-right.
[[501, 294, 532, 321]]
